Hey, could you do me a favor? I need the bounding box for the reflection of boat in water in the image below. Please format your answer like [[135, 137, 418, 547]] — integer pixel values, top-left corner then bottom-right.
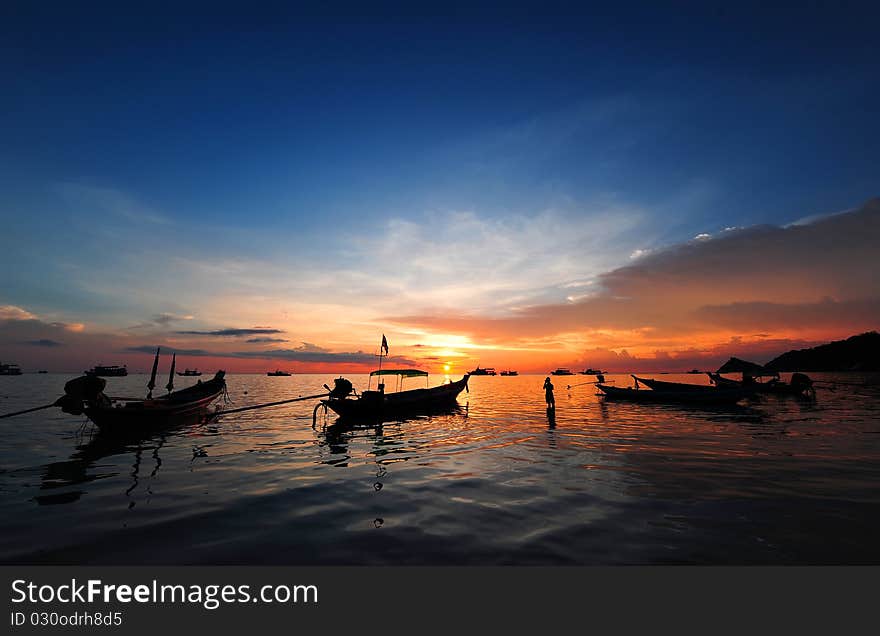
[[316, 402, 467, 464], [322, 369, 469, 422], [58, 349, 226, 435], [551, 368, 574, 376], [597, 376, 751, 404], [500, 370, 518, 376], [177, 368, 202, 376], [85, 364, 128, 377], [470, 366, 496, 376], [35, 432, 168, 506], [267, 370, 292, 376], [1, 361, 23, 375]]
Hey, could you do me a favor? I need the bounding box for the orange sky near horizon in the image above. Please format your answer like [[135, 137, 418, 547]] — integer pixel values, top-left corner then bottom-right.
[[2, 199, 878, 375]]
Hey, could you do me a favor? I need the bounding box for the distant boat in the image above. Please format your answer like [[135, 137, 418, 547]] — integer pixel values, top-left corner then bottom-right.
[[177, 368, 202, 376], [470, 366, 496, 376], [322, 369, 469, 422], [500, 370, 518, 376], [267, 370, 292, 376], [37, 370, 48, 374], [85, 364, 128, 377], [687, 369, 701, 374], [0, 362, 23, 376], [579, 368, 603, 375], [550, 368, 574, 376]]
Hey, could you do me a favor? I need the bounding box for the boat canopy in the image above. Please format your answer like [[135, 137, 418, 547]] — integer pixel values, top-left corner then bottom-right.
[[716, 357, 777, 377], [370, 369, 428, 378]]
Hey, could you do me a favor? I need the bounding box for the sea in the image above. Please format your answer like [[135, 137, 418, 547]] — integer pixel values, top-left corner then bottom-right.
[[1, 372, 879, 564]]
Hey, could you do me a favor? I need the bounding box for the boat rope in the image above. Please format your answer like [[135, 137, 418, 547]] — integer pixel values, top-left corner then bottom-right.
[[215, 392, 328, 416], [0, 402, 57, 419], [566, 380, 613, 389]]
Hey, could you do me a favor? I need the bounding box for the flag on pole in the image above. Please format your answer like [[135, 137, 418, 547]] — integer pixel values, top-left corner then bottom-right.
[[381, 334, 389, 356]]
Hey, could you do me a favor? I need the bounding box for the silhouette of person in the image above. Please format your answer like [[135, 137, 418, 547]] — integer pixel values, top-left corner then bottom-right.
[[543, 377, 555, 408]]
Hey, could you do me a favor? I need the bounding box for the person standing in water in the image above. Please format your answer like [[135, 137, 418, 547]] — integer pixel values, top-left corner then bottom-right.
[[543, 376, 555, 408]]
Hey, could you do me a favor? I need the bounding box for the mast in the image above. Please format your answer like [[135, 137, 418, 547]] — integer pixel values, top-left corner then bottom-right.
[[147, 347, 160, 399], [166, 353, 176, 393]]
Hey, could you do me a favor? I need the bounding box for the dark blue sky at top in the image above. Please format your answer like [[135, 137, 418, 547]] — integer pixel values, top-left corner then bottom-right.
[[1, 2, 879, 282]]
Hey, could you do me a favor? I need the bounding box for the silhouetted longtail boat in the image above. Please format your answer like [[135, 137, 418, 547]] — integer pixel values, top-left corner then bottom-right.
[[57, 348, 226, 435], [708, 357, 815, 397], [631, 375, 751, 394], [597, 380, 750, 404], [322, 369, 470, 421], [707, 372, 815, 397]]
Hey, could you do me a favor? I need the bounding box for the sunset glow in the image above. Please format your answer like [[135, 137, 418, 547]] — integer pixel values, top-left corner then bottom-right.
[[1, 7, 878, 375]]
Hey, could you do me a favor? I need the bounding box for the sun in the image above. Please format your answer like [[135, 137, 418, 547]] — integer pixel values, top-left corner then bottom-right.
[[443, 363, 451, 373]]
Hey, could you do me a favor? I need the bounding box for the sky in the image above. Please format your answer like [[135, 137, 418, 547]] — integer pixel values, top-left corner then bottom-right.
[[1, 2, 879, 374]]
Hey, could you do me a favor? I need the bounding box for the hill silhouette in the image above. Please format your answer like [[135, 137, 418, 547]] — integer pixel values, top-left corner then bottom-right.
[[765, 331, 880, 371]]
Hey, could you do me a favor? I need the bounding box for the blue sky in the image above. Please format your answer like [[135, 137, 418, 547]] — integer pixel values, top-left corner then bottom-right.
[[1, 2, 878, 371]]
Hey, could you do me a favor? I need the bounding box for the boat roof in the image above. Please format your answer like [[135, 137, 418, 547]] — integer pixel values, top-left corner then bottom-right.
[[716, 357, 776, 376], [369, 369, 428, 378]]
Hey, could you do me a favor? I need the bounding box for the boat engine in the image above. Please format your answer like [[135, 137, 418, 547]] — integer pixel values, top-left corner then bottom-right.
[[54, 375, 109, 415], [790, 373, 814, 395], [328, 377, 354, 400]]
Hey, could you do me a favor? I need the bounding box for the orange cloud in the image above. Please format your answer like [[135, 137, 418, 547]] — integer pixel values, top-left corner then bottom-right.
[[386, 199, 880, 369]]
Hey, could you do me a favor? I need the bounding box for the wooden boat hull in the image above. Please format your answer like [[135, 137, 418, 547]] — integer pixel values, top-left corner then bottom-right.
[[597, 383, 750, 404], [323, 375, 469, 421], [84, 373, 226, 435], [706, 372, 813, 396], [632, 375, 754, 394]]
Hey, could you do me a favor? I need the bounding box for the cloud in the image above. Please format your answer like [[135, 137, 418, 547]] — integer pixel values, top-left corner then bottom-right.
[[345, 201, 653, 315], [23, 339, 63, 347], [128, 313, 196, 330], [124, 346, 212, 356], [123, 343, 416, 366], [175, 328, 284, 337], [56, 183, 172, 225], [245, 337, 289, 343], [231, 349, 416, 365], [0, 305, 38, 321], [386, 198, 880, 344], [153, 312, 194, 325]]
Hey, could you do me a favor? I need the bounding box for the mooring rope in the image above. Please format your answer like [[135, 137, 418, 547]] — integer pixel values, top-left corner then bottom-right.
[[215, 393, 329, 416]]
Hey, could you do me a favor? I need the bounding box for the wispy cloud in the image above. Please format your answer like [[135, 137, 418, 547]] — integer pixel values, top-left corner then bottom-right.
[[0, 305, 38, 321], [175, 328, 284, 337], [23, 339, 63, 347], [56, 183, 173, 225], [386, 199, 880, 347], [123, 343, 415, 366], [125, 346, 212, 356]]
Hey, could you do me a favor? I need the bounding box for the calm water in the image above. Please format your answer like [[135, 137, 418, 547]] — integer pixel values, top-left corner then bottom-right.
[[1, 372, 879, 564]]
